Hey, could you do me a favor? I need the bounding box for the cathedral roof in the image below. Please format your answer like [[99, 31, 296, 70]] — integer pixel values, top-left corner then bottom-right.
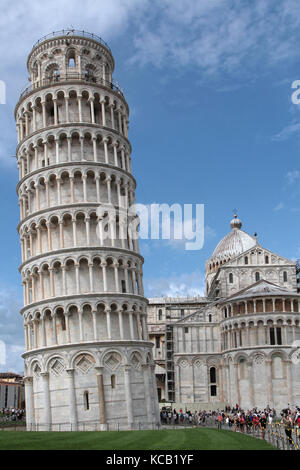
[[224, 280, 300, 302], [210, 214, 257, 264]]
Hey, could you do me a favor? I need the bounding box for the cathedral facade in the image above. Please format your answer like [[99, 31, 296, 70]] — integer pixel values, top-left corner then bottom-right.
[[148, 215, 300, 411]]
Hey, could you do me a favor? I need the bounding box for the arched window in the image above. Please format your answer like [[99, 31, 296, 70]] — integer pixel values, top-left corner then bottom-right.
[[209, 367, 217, 397], [239, 358, 247, 379], [244, 256, 248, 265], [67, 50, 76, 68], [283, 271, 288, 282], [265, 255, 269, 264], [208, 314, 212, 323], [84, 391, 89, 410], [229, 273, 233, 283], [210, 367, 216, 383], [255, 272, 260, 282], [111, 375, 116, 389], [158, 309, 162, 321]]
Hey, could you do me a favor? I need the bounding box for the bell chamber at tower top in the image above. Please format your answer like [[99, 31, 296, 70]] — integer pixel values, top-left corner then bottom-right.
[[16, 29, 125, 106]]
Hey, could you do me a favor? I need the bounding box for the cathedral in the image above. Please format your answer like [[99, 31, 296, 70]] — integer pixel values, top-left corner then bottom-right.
[[148, 214, 300, 411]]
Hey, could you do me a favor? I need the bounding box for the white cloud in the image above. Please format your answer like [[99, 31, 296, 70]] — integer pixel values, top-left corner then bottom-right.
[[272, 122, 300, 141], [273, 202, 284, 211], [130, 0, 300, 78], [145, 270, 205, 298], [285, 170, 300, 184]]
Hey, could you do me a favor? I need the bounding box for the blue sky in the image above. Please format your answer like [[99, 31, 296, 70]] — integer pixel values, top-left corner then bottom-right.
[[0, 0, 300, 371]]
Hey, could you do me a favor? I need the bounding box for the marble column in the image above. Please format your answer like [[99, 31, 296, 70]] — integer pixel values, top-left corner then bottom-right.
[[66, 369, 78, 431], [41, 372, 51, 431], [95, 367, 107, 430]]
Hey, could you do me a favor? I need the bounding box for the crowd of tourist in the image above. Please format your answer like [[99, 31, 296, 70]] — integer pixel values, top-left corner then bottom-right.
[[0, 408, 25, 422], [160, 404, 300, 444]]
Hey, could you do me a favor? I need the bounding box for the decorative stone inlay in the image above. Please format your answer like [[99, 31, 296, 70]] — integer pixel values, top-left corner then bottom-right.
[[49, 358, 65, 376], [104, 353, 121, 371], [33, 363, 41, 377], [131, 353, 141, 370], [193, 359, 204, 368], [75, 354, 94, 374], [253, 354, 264, 365], [179, 359, 189, 368]]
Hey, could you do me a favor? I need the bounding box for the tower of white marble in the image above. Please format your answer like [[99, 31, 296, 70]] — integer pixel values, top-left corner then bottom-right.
[[15, 30, 159, 431]]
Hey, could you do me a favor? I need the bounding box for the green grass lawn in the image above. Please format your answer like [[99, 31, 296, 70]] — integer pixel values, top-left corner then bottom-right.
[[0, 428, 275, 450]]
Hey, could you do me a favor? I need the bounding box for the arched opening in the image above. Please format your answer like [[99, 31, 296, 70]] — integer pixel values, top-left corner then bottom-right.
[[158, 308, 162, 321], [209, 367, 217, 397], [111, 375, 116, 389], [229, 273, 233, 284], [255, 272, 260, 282], [210, 367, 216, 383], [84, 391, 89, 410]]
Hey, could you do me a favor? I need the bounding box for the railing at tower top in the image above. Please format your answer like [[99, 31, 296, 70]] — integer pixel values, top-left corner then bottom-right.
[[31, 30, 111, 52], [18, 74, 124, 101]]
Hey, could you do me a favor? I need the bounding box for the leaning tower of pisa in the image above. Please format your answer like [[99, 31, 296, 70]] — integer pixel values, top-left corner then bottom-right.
[[15, 30, 159, 431]]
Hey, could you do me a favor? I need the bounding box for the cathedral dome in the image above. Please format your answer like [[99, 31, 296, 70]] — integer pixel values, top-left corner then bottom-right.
[[210, 214, 256, 264]]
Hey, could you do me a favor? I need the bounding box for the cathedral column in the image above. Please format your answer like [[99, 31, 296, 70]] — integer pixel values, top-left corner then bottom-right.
[[233, 363, 240, 405], [95, 175, 100, 202], [32, 106, 37, 132], [93, 137, 97, 162], [285, 360, 293, 405], [247, 361, 255, 408], [78, 309, 84, 342], [95, 367, 107, 430], [66, 369, 78, 430], [129, 311, 135, 340], [123, 365, 134, 429], [113, 142, 118, 166], [41, 101, 46, 127], [41, 314, 46, 347], [101, 262, 107, 292], [265, 359, 273, 406], [89, 262, 94, 292], [109, 102, 115, 129], [218, 364, 224, 402], [67, 136, 72, 161], [53, 98, 58, 125], [65, 313, 71, 343], [77, 96, 82, 122], [52, 314, 57, 345], [103, 138, 109, 164], [92, 309, 98, 340], [118, 310, 124, 340], [142, 364, 153, 425], [24, 377, 35, 430], [89, 98, 95, 123], [41, 372, 51, 431], [100, 97, 106, 126], [189, 361, 195, 402], [65, 97, 69, 122], [106, 309, 112, 339]]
